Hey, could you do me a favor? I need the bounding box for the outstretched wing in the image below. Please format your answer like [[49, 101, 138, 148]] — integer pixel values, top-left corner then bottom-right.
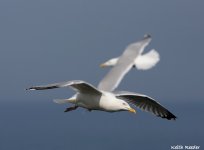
[[98, 35, 152, 92], [26, 80, 102, 95], [115, 91, 176, 120]]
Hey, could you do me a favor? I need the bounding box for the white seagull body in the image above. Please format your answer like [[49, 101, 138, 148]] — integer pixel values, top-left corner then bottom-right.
[[27, 80, 176, 120], [98, 34, 160, 92]]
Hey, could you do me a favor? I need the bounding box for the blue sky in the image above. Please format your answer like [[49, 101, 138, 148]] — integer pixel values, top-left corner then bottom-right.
[[0, 1, 204, 150], [0, 0, 203, 102]]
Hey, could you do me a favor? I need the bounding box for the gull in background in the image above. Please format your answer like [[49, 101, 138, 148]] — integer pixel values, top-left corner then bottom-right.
[[98, 34, 160, 92], [27, 80, 176, 120]]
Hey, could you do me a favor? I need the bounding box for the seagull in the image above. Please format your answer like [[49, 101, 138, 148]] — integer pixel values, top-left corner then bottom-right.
[[98, 34, 160, 92], [26, 34, 176, 120], [26, 80, 176, 120]]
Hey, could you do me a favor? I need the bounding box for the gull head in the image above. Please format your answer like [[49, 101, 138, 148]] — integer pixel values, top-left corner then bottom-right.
[[100, 58, 118, 68], [100, 63, 107, 68], [119, 100, 136, 113]]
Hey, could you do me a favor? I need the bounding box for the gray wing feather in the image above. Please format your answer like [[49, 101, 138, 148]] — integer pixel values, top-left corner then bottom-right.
[[27, 80, 102, 95], [98, 35, 152, 92], [115, 91, 177, 120]]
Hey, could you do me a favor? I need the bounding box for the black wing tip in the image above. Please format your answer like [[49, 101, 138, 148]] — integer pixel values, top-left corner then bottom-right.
[[144, 34, 151, 38], [25, 85, 59, 90], [161, 112, 177, 121], [166, 116, 177, 121], [25, 87, 35, 90]]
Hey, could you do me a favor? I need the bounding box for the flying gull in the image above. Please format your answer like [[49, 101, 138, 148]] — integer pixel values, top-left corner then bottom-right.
[[98, 34, 160, 92], [26, 80, 176, 120], [26, 34, 176, 120]]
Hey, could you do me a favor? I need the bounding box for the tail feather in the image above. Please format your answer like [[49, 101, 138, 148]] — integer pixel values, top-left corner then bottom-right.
[[135, 49, 160, 70], [53, 99, 70, 104]]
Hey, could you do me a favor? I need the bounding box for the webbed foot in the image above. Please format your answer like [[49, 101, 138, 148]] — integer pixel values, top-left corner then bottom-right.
[[64, 106, 78, 112]]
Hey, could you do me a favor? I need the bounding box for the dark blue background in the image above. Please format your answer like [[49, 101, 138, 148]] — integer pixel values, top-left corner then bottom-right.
[[0, 0, 203, 149]]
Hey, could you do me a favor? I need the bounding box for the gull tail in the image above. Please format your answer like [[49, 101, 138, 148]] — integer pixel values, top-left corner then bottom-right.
[[53, 96, 76, 104], [135, 49, 160, 70], [53, 99, 70, 104]]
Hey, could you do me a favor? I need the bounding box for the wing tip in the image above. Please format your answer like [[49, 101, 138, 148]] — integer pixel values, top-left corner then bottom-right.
[[168, 114, 177, 121], [161, 112, 177, 121], [144, 34, 151, 38], [25, 87, 36, 91]]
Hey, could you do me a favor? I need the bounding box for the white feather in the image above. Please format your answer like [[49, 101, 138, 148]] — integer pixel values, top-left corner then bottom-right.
[[53, 99, 70, 104], [135, 49, 160, 70]]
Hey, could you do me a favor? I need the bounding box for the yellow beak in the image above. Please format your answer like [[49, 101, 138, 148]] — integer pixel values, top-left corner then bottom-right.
[[100, 63, 106, 68], [128, 108, 136, 113]]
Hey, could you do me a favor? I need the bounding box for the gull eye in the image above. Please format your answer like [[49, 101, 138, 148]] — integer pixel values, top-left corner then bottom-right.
[[122, 103, 127, 106]]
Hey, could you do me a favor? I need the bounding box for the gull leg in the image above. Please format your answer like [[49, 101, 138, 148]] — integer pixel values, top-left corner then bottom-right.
[[87, 109, 92, 112], [64, 106, 78, 112]]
